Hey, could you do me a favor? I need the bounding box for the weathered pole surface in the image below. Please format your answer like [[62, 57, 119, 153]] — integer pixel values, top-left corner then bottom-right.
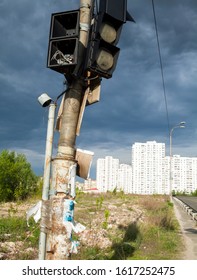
[[45, 0, 93, 260]]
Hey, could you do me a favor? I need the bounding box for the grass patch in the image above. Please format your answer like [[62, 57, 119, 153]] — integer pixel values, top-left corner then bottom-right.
[[0, 216, 39, 259], [0, 193, 184, 260], [133, 225, 181, 260], [72, 193, 184, 260]]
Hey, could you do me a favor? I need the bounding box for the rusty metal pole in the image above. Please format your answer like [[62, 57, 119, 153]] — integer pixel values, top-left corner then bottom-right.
[[45, 0, 93, 260]]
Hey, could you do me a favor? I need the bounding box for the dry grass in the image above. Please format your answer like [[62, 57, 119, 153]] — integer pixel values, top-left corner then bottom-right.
[[0, 192, 184, 260], [73, 192, 183, 260]]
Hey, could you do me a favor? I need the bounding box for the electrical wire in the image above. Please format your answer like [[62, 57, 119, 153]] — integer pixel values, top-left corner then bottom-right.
[[55, 88, 68, 102], [151, 0, 170, 135]]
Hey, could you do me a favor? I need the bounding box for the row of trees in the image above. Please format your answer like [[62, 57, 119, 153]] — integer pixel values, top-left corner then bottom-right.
[[0, 150, 39, 202], [173, 190, 197, 197]]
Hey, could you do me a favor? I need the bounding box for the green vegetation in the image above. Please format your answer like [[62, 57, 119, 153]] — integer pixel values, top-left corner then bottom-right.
[[192, 189, 197, 196], [0, 150, 38, 202], [0, 151, 194, 259], [0, 191, 184, 260], [102, 209, 110, 229], [0, 207, 39, 259], [173, 189, 197, 196], [73, 192, 184, 260]]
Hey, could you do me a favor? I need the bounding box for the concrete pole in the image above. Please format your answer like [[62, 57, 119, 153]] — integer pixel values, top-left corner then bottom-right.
[[38, 102, 56, 260], [45, 0, 93, 260]]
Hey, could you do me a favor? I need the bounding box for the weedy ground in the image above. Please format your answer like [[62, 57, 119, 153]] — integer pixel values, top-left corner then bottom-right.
[[0, 192, 184, 260]]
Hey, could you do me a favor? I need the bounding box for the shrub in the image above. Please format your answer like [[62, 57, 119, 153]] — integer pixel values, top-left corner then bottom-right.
[[0, 150, 38, 202]]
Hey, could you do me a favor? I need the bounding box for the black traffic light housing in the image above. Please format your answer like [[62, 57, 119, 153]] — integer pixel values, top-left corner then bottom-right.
[[85, 13, 124, 79], [85, 0, 130, 79], [47, 10, 80, 75]]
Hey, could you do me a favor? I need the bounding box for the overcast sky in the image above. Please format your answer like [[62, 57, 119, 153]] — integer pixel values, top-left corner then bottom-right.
[[0, 0, 197, 180]]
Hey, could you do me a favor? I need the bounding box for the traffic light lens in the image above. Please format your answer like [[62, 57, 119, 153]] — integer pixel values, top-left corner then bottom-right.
[[99, 22, 117, 44], [96, 49, 114, 70]]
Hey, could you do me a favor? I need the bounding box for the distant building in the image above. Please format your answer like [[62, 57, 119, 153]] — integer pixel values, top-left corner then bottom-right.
[[96, 156, 119, 192], [95, 141, 197, 195], [165, 155, 197, 194], [76, 179, 98, 193], [117, 164, 132, 193], [84, 178, 97, 190], [132, 141, 165, 194]]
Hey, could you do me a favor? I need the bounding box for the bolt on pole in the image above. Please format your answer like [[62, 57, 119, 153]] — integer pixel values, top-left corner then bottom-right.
[[45, 0, 94, 260]]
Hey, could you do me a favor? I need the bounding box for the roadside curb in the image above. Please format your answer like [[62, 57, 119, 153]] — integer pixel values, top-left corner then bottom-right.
[[173, 197, 197, 223]]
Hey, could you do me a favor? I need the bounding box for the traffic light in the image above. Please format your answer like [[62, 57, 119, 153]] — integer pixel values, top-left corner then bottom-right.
[[85, 0, 131, 79], [47, 10, 80, 75]]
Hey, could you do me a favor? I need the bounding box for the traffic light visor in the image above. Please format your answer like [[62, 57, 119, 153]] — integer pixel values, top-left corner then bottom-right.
[[50, 10, 80, 39]]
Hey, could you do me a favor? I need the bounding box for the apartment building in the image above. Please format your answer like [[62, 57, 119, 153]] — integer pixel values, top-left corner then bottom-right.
[[96, 141, 197, 194], [165, 155, 197, 194], [132, 141, 165, 194], [117, 164, 132, 193], [96, 156, 119, 192]]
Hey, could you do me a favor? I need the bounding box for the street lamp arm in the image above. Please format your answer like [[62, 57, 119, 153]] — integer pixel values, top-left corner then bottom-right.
[[169, 121, 186, 200], [170, 122, 186, 137]]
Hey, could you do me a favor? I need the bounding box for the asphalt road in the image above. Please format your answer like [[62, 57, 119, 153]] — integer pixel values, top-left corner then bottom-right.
[[175, 196, 197, 212], [173, 197, 197, 260]]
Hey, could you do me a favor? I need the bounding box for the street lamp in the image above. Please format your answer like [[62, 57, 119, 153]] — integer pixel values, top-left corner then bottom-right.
[[37, 93, 57, 202], [169, 121, 186, 200], [37, 89, 68, 259], [37, 93, 57, 260]]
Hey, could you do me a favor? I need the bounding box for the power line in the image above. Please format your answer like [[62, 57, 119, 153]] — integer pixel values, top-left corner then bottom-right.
[[151, 0, 170, 135]]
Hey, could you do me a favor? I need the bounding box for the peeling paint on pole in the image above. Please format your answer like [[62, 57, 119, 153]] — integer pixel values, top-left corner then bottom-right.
[[46, 158, 78, 259], [50, 158, 77, 195], [46, 197, 72, 259]]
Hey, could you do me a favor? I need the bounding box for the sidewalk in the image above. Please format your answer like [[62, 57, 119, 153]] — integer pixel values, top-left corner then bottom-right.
[[173, 197, 197, 260]]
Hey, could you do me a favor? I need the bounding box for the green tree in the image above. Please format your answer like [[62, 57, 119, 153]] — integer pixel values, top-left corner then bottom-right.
[[0, 150, 38, 201]]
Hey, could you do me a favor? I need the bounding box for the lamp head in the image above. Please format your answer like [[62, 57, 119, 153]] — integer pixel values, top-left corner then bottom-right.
[[38, 93, 52, 107], [179, 121, 186, 128]]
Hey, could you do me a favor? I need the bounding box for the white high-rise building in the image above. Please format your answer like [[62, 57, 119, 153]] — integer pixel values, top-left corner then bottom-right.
[[96, 141, 197, 195], [165, 155, 197, 194], [96, 158, 105, 192], [132, 141, 165, 194], [96, 156, 119, 192], [117, 164, 132, 193]]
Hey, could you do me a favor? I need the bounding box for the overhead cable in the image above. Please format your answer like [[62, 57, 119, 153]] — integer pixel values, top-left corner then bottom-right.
[[152, 0, 170, 135]]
